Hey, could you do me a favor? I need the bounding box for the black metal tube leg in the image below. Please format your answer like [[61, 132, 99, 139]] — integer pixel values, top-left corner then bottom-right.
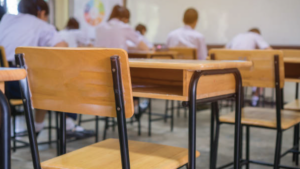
[[95, 116, 99, 142], [103, 117, 108, 140], [274, 131, 282, 169], [48, 111, 52, 146], [246, 126, 250, 169], [13, 114, 16, 152], [233, 70, 243, 169], [212, 102, 220, 169], [0, 91, 11, 169], [78, 114, 82, 126], [138, 98, 141, 136], [293, 126, 297, 162], [165, 100, 169, 123], [210, 103, 215, 169], [177, 101, 180, 117], [148, 99, 152, 136], [296, 124, 299, 166], [55, 112, 59, 156], [59, 112, 66, 155], [171, 100, 174, 132]]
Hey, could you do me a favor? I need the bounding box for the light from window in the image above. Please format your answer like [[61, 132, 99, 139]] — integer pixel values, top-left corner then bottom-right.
[[7, 0, 20, 15]]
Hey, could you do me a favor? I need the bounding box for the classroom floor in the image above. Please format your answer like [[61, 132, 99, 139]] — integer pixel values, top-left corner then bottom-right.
[[11, 82, 299, 169]]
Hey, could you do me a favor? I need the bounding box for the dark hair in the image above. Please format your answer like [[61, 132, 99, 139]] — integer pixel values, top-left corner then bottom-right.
[[66, 17, 80, 30], [249, 28, 261, 35], [108, 5, 130, 21], [0, 6, 5, 21], [183, 8, 198, 24], [136, 24, 146, 34], [18, 0, 49, 16]]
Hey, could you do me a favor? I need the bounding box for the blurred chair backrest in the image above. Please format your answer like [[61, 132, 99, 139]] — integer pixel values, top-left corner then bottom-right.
[[209, 49, 285, 89], [15, 47, 134, 118], [283, 50, 300, 58], [0, 46, 9, 67], [168, 47, 197, 60]]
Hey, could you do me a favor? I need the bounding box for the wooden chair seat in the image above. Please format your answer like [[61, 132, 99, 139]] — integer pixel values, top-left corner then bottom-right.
[[10, 99, 23, 106], [41, 139, 200, 169], [285, 100, 300, 111], [219, 107, 300, 129]]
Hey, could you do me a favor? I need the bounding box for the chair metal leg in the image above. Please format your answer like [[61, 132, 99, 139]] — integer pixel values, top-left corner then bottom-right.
[[165, 100, 169, 123], [0, 91, 11, 169], [103, 117, 108, 140], [293, 126, 297, 162], [59, 112, 66, 155], [48, 111, 52, 146], [177, 101, 181, 117], [296, 124, 299, 166], [246, 126, 250, 169], [138, 98, 141, 136], [210, 103, 215, 169], [78, 114, 82, 126], [55, 112, 59, 156], [13, 114, 16, 152], [112, 118, 116, 132], [111, 56, 130, 169], [171, 100, 174, 132], [211, 102, 220, 169], [274, 131, 283, 169], [95, 116, 99, 142], [148, 99, 152, 137]]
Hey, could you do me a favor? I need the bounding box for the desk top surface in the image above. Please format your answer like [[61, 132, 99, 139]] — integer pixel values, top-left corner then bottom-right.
[[129, 59, 252, 70], [284, 57, 300, 63], [0, 68, 27, 81], [128, 50, 178, 55]]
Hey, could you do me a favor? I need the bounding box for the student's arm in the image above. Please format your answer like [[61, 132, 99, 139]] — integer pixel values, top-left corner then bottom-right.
[[39, 24, 69, 47], [54, 41, 68, 47], [125, 26, 149, 51], [255, 34, 271, 50], [197, 36, 208, 60]]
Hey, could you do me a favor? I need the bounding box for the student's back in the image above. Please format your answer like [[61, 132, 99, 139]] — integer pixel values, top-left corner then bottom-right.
[[226, 29, 270, 50], [166, 8, 207, 60]]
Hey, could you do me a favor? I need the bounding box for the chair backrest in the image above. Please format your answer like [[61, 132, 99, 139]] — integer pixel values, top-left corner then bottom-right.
[[0, 46, 9, 67], [168, 47, 197, 60], [283, 50, 300, 58], [209, 49, 285, 88], [15, 47, 134, 118]]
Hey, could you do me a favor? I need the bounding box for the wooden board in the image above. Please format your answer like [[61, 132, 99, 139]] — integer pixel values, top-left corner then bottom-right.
[[0, 46, 9, 67], [168, 47, 197, 60], [0, 68, 27, 81], [283, 50, 300, 80], [16, 47, 134, 118], [285, 99, 300, 111], [128, 50, 178, 59], [41, 139, 200, 169], [129, 59, 252, 71], [220, 107, 300, 130], [209, 49, 285, 88]]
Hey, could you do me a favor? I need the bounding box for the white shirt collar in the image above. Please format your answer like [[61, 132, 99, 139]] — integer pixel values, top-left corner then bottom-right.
[[183, 25, 193, 30]]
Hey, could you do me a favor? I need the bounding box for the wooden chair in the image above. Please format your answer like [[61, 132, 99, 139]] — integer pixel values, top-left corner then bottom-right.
[[168, 47, 197, 60], [15, 47, 199, 169], [209, 49, 300, 169], [0, 68, 27, 169], [283, 49, 300, 165]]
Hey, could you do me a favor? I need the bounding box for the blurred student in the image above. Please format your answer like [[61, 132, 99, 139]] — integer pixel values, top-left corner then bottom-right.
[[166, 8, 207, 60], [59, 18, 91, 47], [0, 6, 5, 21], [128, 24, 153, 49], [95, 5, 149, 51], [226, 28, 272, 50], [0, 0, 68, 135], [226, 28, 272, 106]]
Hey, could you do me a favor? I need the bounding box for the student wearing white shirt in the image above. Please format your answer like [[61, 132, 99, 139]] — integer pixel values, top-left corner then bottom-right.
[[226, 28, 272, 106], [166, 8, 207, 60], [95, 5, 149, 51], [0, 0, 68, 135], [226, 28, 272, 50], [59, 18, 91, 47], [127, 24, 154, 49]]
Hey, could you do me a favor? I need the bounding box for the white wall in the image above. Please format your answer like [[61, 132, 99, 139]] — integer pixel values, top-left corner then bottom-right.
[[127, 0, 300, 45]]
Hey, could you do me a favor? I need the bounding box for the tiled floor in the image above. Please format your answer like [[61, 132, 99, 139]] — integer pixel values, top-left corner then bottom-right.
[[11, 83, 300, 169]]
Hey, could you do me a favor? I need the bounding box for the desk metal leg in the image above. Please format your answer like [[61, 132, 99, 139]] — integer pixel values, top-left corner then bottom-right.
[[59, 112, 66, 155], [0, 91, 11, 169], [210, 103, 215, 169]]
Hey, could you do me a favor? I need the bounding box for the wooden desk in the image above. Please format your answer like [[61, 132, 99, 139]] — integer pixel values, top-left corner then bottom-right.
[[129, 59, 252, 101], [128, 50, 178, 59], [0, 68, 26, 169], [284, 57, 300, 82]]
